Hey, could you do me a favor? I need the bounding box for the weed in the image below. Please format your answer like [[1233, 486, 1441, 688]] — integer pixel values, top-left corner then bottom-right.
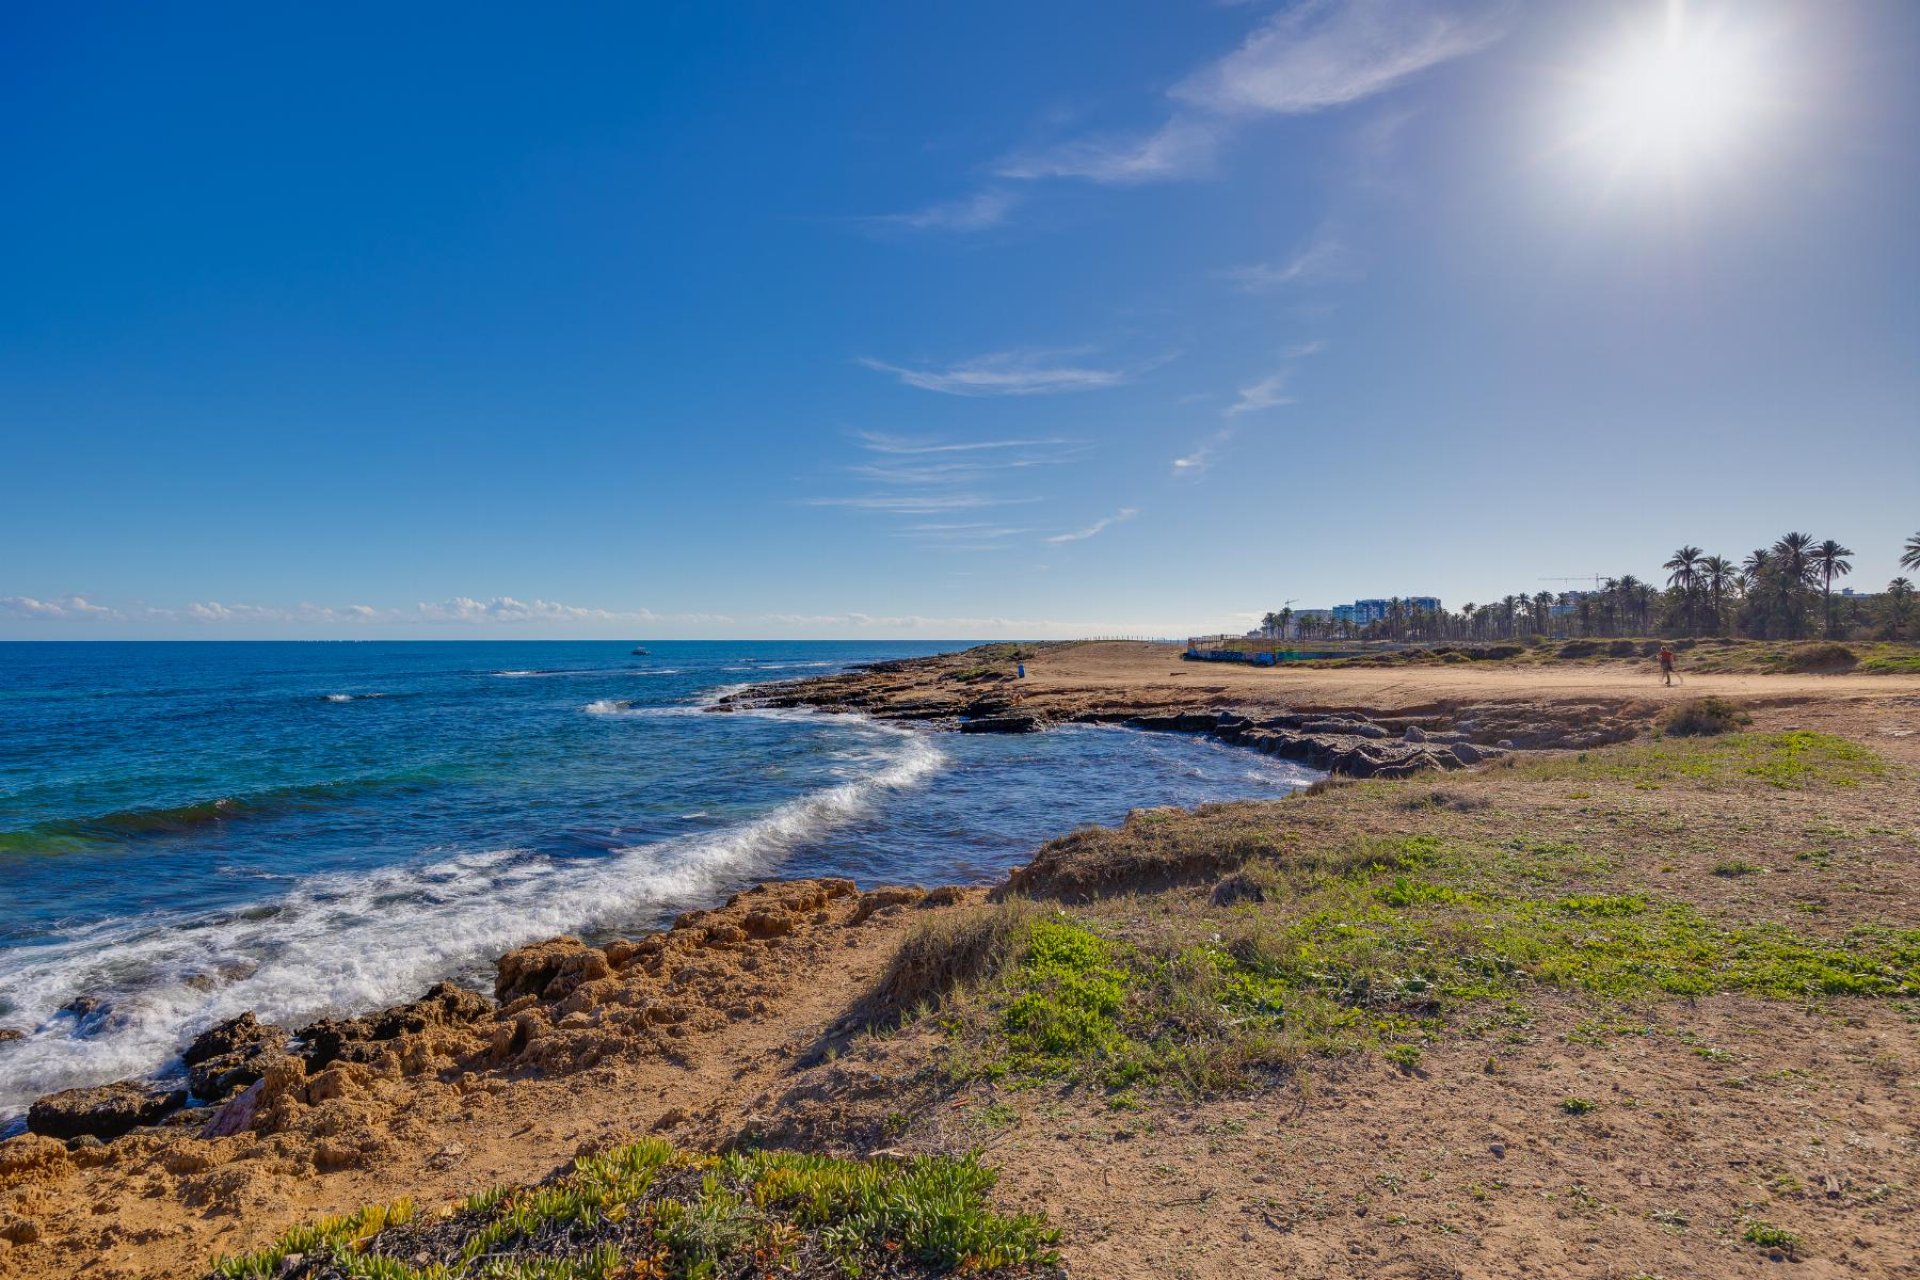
[[1560, 1097, 1597, 1115], [1741, 1219, 1800, 1253]]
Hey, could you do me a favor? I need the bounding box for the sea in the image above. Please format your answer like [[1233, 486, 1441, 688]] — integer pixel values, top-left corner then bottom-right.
[[0, 641, 1317, 1122]]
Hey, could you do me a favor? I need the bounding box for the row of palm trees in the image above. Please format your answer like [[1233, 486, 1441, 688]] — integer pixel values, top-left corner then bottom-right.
[[1264, 531, 1920, 644]]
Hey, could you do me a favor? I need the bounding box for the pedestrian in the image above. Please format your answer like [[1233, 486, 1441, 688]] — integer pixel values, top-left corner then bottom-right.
[[1658, 645, 1675, 686]]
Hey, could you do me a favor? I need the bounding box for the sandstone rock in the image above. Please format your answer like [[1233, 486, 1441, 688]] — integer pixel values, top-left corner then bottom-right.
[[496, 939, 612, 1004], [919, 885, 968, 908], [0, 1134, 71, 1184], [851, 885, 926, 924], [741, 909, 795, 939], [183, 1012, 280, 1067], [184, 1014, 288, 1102], [0, 1028, 25, 1042], [27, 1081, 186, 1141]]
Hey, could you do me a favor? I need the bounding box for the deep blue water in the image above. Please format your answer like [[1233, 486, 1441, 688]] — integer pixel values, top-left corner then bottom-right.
[[0, 641, 1315, 1116]]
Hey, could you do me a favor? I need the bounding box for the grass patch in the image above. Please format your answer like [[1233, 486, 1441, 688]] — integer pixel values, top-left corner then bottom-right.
[[1560, 1097, 1597, 1115], [928, 827, 1920, 1096], [1517, 731, 1884, 791], [210, 1140, 1059, 1279]]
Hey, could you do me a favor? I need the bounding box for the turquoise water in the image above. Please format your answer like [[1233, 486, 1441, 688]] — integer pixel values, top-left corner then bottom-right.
[[0, 641, 1315, 1117]]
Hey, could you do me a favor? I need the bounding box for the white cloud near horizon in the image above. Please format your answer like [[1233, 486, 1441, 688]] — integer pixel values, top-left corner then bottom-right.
[[4, 595, 734, 629], [1045, 507, 1139, 544], [0, 594, 117, 620], [857, 350, 1133, 397]]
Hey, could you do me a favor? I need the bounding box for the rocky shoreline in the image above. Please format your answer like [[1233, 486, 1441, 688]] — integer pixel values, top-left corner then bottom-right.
[[7, 646, 1651, 1154], [717, 647, 1647, 779]]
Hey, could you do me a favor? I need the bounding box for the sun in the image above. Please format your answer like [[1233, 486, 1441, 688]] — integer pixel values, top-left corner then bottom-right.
[[1566, 3, 1767, 178]]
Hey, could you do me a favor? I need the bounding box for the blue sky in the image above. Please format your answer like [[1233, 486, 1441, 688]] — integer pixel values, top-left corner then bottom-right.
[[4, 1, 1915, 639]]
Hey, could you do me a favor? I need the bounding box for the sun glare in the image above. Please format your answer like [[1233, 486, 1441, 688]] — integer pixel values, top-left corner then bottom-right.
[[1568, 3, 1767, 179]]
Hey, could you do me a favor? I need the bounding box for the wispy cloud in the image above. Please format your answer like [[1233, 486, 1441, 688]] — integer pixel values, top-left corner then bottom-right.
[[1225, 371, 1294, 417], [1172, 429, 1233, 477], [1223, 232, 1356, 291], [1046, 508, 1139, 544], [805, 493, 1043, 515], [1001, 0, 1506, 187], [1175, 0, 1508, 116], [867, 188, 1020, 233], [853, 432, 1078, 455], [857, 350, 1133, 397], [997, 116, 1222, 186], [753, 612, 1187, 639]]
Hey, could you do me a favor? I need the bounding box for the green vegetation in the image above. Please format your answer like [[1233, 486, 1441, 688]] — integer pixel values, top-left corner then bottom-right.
[[209, 1141, 1059, 1280], [1741, 1219, 1801, 1254], [1515, 731, 1883, 790], [1244, 531, 1920, 645], [1559, 1097, 1597, 1116], [901, 731, 1914, 1097]]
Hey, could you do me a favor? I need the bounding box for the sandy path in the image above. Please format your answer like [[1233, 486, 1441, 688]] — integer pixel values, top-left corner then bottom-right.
[[1023, 641, 1920, 714]]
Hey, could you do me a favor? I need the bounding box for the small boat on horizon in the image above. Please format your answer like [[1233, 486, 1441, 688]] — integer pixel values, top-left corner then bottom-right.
[[631, 646, 649, 656]]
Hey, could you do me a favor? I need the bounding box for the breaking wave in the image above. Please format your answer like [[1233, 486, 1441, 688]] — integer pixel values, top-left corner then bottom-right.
[[0, 725, 945, 1117]]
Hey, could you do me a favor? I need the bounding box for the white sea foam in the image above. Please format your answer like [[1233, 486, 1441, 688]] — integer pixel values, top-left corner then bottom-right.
[[323, 694, 354, 702], [0, 723, 945, 1118]]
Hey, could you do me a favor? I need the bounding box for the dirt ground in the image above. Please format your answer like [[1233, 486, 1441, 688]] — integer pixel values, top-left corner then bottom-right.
[[4, 644, 1917, 1279], [992, 639, 1920, 717]]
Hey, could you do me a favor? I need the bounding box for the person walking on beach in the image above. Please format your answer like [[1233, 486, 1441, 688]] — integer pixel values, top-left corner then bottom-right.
[[1658, 645, 1676, 686]]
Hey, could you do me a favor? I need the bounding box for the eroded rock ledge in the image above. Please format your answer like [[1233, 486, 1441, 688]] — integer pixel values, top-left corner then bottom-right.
[[9, 878, 945, 1159], [718, 651, 1644, 780]]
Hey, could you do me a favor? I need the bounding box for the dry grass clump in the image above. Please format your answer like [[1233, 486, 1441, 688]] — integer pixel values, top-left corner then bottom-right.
[[1002, 803, 1296, 901], [1659, 696, 1753, 737], [875, 900, 1039, 1017]]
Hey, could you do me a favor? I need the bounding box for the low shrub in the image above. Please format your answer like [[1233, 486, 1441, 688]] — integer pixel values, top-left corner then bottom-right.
[[1787, 642, 1857, 673], [211, 1141, 1061, 1280], [1660, 697, 1751, 737]]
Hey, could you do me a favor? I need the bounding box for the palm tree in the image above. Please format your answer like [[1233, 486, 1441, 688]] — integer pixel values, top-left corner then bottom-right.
[[1887, 578, 1915, 639], [1741, 548, 1770, 590], [1770, 533, 1817, 639], [1664, 546, 1703, 633], [1904, 532, 1920, 573], [1809, 539, 1854, 638], [1700, 555, 1737, 635]]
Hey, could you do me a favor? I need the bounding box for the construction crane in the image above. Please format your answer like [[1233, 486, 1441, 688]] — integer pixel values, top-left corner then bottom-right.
[[1539, 575, 1607, 589]]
